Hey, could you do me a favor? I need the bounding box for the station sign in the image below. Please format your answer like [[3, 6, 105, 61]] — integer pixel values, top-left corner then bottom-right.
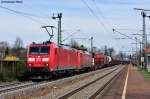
[[141, 57, 144, 62]]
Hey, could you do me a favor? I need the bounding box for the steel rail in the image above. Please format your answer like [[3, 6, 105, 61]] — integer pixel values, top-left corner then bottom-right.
[[0, 82, 21, 88], [88, 66, 126, 99], [0, 66, 117, 96], [0, 82, 35, 94], [57, 66, 121, 99]]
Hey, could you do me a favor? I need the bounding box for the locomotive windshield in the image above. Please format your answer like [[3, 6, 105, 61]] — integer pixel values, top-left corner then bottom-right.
[[29, 46, 50, 54], [29, 47, 39, 54], [40, 47, 50, 54]]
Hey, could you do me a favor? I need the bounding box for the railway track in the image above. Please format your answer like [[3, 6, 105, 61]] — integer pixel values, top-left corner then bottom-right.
[[0, 81, 33, 89], [0, 82, 21, 88], [0, 65, 126, 99], [0, 82, 35, 94], [0, 67, 114, 96], [57, 65, 125, 99]]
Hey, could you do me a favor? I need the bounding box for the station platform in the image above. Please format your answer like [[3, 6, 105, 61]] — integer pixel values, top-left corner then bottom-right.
[[126, 65, 150, 99], [102, 64, 150, 99]]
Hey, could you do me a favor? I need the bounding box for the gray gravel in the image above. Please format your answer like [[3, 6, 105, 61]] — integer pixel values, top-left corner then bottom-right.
[[1, 65, 122, 99], [35, 66, 121, 99], [69, 66, 124, 99]]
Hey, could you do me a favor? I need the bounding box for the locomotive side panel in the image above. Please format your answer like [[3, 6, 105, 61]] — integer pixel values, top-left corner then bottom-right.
[[54, 48, 79, 71], [80, 52, 93, 68]]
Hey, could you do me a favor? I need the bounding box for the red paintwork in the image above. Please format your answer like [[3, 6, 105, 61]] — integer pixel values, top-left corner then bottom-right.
[[94, 53, 109, 65], [27, 43, 53, 70], [27, 42, 93, 72], [146, 48, 150, 53]]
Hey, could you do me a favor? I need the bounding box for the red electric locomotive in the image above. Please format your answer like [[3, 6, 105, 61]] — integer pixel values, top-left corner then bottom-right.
[[26, 42, 93, 80]]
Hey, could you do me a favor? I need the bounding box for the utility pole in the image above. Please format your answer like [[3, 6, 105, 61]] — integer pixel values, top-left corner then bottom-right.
[[90, 37, 93, 57], [52, 13, 62, 47], [132, 33, 143, 67], [134, 8, 150, 69], [140, 41, 142, 68], [135, 37, 138, 64], [142, 11, 147, 69], [90, 36, 94, 65]]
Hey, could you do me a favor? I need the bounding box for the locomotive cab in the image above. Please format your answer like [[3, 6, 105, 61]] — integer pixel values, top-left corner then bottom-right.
[[27, 45, 50, 68], [26, 42, 57, 79]]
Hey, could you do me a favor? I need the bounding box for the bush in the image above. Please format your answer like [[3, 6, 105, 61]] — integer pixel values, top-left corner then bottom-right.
[[0, 73, 4, 81], [4, 71, 16, 82], [0, 60, 27, 82], [17, 60, 26, 73]]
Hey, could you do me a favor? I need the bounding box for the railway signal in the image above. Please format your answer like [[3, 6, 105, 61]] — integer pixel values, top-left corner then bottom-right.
[[52, 13, 62, 47]]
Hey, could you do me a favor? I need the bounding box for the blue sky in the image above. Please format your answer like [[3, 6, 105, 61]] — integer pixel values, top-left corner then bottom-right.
[[0, 0, 150, 54]]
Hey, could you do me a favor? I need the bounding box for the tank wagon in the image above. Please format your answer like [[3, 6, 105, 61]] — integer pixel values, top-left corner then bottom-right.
[[94, 53, 111, 68]]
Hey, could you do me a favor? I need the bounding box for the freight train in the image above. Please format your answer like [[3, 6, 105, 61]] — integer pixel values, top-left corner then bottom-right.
[[19, 41, 114, 81], [23, 41, 94, 80]]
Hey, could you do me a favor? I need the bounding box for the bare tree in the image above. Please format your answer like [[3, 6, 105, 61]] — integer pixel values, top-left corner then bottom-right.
[[13, 37, 24, 57], [116, 51, 126, 60], [69, 39, 88, 51], [0, 41, 9, 58], [70, 39, 79, 49], [104, 46, 108, 55], [80, 44, 87, 51], [13, 37, 23, 49], [108, 48, 115, 57]]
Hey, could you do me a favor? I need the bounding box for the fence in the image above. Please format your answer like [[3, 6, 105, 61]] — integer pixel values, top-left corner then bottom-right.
[[0, 60, 26, 81]]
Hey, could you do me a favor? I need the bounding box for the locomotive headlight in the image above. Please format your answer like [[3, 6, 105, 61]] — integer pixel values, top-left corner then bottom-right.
[[46, 64, 49, 66], [42, 58, 49, 62], [28, 64, 32, 66], [28, 58, 35, 62]]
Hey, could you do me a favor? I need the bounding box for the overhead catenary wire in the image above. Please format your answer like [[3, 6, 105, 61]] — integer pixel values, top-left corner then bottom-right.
[[81, 0, 110, 33], [113, 28, 141, 43], [0, 5, 47, 25], [0, 5, 47, 18], [21, 3, 49, 18], [61, 29, 80, 42], [115, 28, 142, 31], [91, 0, 113, 29]]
